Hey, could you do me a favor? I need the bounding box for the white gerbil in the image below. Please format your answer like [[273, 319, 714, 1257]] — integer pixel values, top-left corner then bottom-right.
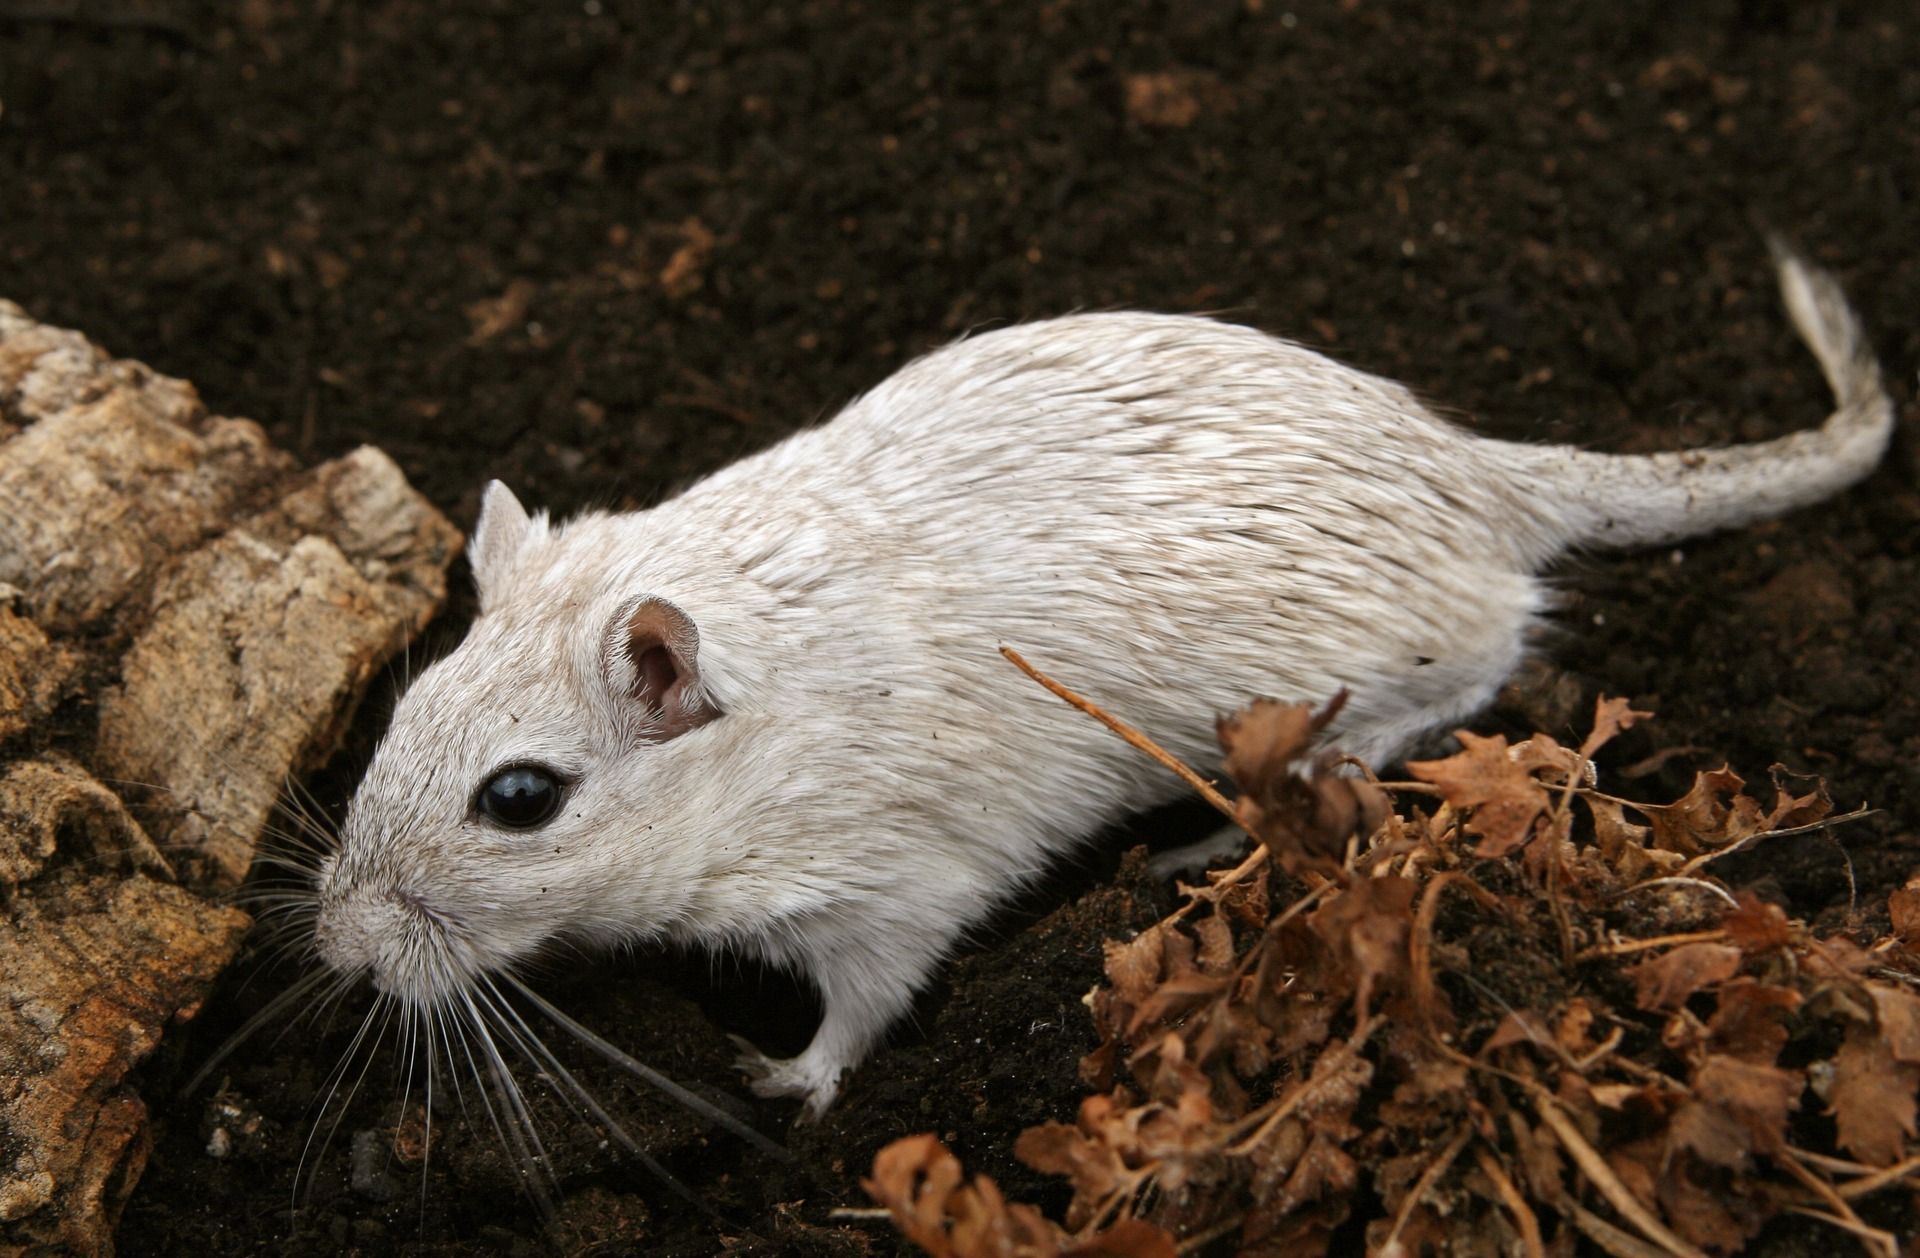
[[314, 244, 1889, 1115]]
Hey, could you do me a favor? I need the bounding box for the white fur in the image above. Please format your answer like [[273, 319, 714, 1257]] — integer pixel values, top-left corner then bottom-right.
[[316, 247, 1890, 1113]]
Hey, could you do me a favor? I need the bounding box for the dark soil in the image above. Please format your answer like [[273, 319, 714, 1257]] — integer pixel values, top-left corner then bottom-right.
[[3, 1, 1916, 1253]]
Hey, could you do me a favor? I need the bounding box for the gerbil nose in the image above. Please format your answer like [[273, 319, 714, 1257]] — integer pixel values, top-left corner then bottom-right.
[[389, 887, 442, 924]]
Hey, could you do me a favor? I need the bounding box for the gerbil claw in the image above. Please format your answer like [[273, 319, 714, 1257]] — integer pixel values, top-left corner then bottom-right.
[[728, 1033, 839, 1119], [728, 1033, 774, 1079]]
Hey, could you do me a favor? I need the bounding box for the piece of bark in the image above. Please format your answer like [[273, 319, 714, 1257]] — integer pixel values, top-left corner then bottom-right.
[[93, 446, 458, 888], [0, 301, 458, 1256]]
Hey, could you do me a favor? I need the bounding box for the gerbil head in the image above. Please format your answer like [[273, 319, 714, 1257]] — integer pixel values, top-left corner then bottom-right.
[[314, 482, 726, 1011]]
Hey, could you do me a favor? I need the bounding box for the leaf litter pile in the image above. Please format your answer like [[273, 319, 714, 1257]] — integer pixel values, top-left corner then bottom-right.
[[863, 668, 1920, 1258]]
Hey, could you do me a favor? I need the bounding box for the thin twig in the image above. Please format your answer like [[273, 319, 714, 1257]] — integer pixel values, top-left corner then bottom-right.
[[1567, 1200, 1686, 1258], [1790, 1147, 1920, 1201], [1674, 807, 1876, 876], [1376, 1127, 1472, 1256], [1411, 872, 1505, 1033], [1533, 1095, 1711, 1258], [1777, 1155, 1897, 1258], [1001, 646, 1236, 819], [1365, 780, 1447, 796], [1174, 1213, 1245, 1254], [1225, 1016, 1384, 1154], [1785, 1208, 1899, 1258], [1475, 1145, 1548, 1258], [1609, 878, 1740, 910], [1571, 929, 1728, 963]]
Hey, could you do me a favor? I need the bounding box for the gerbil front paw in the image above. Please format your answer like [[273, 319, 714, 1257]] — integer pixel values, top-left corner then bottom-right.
[[729, 1034, 842, 1119]]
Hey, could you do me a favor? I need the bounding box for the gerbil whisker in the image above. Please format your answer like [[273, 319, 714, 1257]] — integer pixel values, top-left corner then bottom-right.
[[504, 976, 790, 1162], [455, 987, 558, 1215], [473, 978, 724, 1215], [184, 965, 340, 1095], [298, 994, 397, 1212], [417, 1005, 440, 1220]]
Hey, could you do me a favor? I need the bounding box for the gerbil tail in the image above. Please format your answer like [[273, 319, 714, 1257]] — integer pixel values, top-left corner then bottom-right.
[[1507, 240, 1893, 555]]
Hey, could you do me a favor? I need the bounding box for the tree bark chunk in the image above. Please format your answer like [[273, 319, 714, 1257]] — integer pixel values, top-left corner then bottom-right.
[[0, 301, 458, 1256]]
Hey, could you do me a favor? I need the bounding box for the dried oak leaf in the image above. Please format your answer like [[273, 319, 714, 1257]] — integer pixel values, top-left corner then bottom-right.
[[1706, 979, 1801, 1063], [870, 1134, 1177, 1258], [1291, 1030, 1376, 1130], [1762, 764, 1831, 830], [1406, 731, 1562, 857], [1626, 942, 1743, 1011], [1253, 926, 1340, 1060], [1192, 913, 1235, 977], [1827, 1024, 1920, 1166], [1306, 876, 1415, 1023], [1721, 893, 1792, 954], [1869, 982, 1920, 1063], [1218, 695, 1387, 871], [1889, 876, 1920, 949], [1104, 924, 1170, 1008], [1217, 863, 1270, 929], [866, 1134, 967, 1253], [1578, 695, 1653, 758], [1582, 791, 1690, 883], [1658, 1153, 1767, 1256], [1127, 970, 1229, 1041], [1259, 1132, 1360, 1238], [1637, 766, 1767, 856], [1670, 1055, 1800, 1167], [1014, 1116, 1128, 1231]]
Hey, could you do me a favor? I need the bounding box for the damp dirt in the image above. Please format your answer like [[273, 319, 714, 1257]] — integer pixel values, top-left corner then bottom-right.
[[1, 1, 1916, 1253]]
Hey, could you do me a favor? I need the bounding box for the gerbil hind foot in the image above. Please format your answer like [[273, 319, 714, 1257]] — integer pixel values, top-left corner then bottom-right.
[[729, 1034, 844, 1120], [726, 940, 932, 1118]]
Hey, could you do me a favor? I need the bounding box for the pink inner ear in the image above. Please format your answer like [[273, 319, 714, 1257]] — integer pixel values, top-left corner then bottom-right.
[[634, 642, 679, 715]]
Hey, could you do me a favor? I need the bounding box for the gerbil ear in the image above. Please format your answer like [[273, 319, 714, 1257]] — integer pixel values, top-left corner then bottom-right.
[[608, 596, 722, 741], [469, 481, 531, 612]]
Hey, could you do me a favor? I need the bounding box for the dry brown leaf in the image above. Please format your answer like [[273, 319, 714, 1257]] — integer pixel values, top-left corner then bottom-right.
[[1706, 979, 1800, 1063], [1626, 942, 1743, 1011], [1193, 913, 1235, 977], [1218, 864, 1270, 929], [870, 1134, 1177, 1258], [1127, 971, 1229, 1039], [1762, 764, 1832, 830], [1869, 983, 1920, 1064], [1579, 695, 1654, 758], [1407, 731, 1561, 856], [1657, 1155, 1766, 1256], [1802, 932, 1878, 978], [1828, 1025, 1920, 1166], [1721, 894, 1792, 954], [866, 1134, 967, 1254], [1889, 876, 1920, 949], [1014, 1118, 1126, 1227], [1307, 877, 1415, 1022], [984, 681, 1903, 1258], [1603, 1135, 1665, 1218], [1638, 766, 1768, 856], [1584, 793, 1651, 863], [1219, 695, 1388, 871], [1104, 925, 1167, 1007], [1685, 1054, 1800, 1159]]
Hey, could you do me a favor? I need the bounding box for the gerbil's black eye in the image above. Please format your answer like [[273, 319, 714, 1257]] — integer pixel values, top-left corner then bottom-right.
[[478, 766, 561, 828]]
